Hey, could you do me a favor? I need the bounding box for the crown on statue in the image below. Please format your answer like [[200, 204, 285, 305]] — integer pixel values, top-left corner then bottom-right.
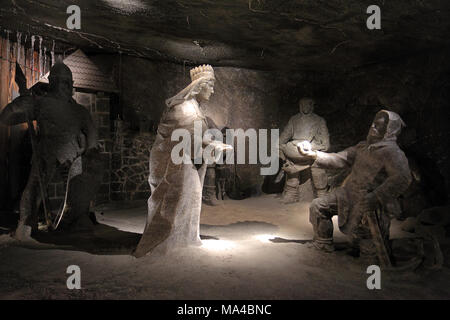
[[190, 64, 215, 82]]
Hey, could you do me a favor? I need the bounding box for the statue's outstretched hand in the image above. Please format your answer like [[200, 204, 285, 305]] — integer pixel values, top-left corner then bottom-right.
[[296, 141, 317, 160], [204, 141, 233, 164], [210, 140, 233, 152]]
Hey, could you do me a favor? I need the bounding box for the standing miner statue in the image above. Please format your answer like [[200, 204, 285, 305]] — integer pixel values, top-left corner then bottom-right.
[[297, 110, 412, 265], [278, 97, 330, 203], [0, 62, 99, 241]]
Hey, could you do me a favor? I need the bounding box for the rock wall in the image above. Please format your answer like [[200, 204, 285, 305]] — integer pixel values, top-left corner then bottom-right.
[[110, 120, 154, 201]]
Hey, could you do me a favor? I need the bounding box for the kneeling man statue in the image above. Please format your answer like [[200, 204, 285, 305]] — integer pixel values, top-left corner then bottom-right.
[[297, 110, 412, 265]]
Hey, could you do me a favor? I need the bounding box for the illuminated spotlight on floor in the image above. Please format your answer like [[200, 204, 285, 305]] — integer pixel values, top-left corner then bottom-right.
[[254, 234, 276, 243], [201, 240, 235, 251]]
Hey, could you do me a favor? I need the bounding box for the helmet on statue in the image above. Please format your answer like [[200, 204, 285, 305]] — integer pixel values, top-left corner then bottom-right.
[[48, 62, 73, 84]]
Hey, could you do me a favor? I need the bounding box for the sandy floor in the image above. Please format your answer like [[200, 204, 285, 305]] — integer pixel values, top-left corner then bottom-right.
[[0, 194, 449, 299]]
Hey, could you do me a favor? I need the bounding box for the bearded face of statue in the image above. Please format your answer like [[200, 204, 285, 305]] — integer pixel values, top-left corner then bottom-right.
[[299, 98, 314, 114], [367, 112, 389, 144], [197, 79, 215, 102]]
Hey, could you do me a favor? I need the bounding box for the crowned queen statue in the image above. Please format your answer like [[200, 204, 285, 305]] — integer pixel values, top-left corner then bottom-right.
[[133, 65, 232, 257]]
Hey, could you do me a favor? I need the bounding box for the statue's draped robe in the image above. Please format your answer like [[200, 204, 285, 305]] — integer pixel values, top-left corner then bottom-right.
[[134, 98, 208, 257]]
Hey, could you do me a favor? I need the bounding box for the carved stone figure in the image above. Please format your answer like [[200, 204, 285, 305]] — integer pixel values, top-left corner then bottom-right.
[[0, 62, 98, 241], [297, 110, 412, 264], [279, 97, 330, 203], [133, 65, 231, 257], [202, 116, 220, 206]]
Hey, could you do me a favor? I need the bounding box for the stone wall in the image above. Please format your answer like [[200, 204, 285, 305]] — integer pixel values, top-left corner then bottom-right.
[[110, 120, 154, 201]]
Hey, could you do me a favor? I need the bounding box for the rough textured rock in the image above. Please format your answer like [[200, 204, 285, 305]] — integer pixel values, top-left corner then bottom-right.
[[111, 120, 155, 201], [1, 1, 450, 72]]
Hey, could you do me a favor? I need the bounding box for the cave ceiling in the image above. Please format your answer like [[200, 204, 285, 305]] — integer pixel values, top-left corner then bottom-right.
[[1, 0, 449, 73]]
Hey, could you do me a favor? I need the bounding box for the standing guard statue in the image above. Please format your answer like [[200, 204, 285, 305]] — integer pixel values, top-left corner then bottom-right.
[[0, 62, 98, 241]]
